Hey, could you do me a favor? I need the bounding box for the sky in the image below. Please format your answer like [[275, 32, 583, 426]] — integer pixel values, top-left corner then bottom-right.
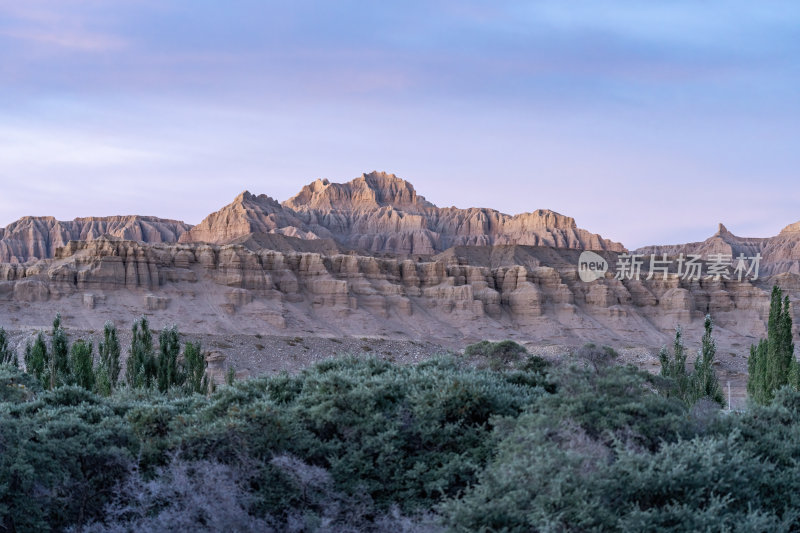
[[0, 1, 798, 248]]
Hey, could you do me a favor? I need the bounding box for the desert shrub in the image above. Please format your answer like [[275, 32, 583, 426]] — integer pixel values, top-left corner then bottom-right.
[[572, 342, 619, 371], [540, 364, 691, 451], [178, 355, 545, 514], [81, 456, 269, 533], [464, 339, 528, 370], [519, 353, 550, 374], [441, 363, 800, 532], [265, 453, 443, 532], [444, 412, 798, 531], [0, 396, 137, 531], [14, 344, 800, 531], [0, 364, 40, 402]]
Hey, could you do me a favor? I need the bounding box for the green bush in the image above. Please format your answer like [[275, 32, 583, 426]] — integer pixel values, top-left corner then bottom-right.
[[8, 340, 800, 531], [0, 364, 40, 403], [182, 356, 545, 513], [464, 339, 529, 370], [0, 391, 137, 531], [0, 327, 17, 367]]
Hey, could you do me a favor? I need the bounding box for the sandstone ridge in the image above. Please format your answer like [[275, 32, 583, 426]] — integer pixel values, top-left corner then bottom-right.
[[0, 237, 794, 358], [0, 216, 191, 264], [181, 171, 626, 254], [636, 223, 800, 276], [2, 173, 800, 362]]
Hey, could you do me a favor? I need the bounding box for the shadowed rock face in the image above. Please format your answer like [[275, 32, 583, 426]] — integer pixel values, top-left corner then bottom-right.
[[0, 237, 795, 361], [0, 216, 191, 264], [181, 171, 626, 254]]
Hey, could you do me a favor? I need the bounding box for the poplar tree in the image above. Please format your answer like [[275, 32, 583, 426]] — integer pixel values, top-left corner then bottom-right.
[[748, 285, 796, 404], [25, 333, 49, 388], [689, 315, 724, 406], [184, 341, 210, 394], [157, 325, 182, 392], [658, 326, 690, 403], [0, 327, 17, 367], [98, 321, 121, 393], [659, 318, 723, 406], [127, 316, 156, 388], [50, 314, 71, 388], [70, 339, 95, 391]]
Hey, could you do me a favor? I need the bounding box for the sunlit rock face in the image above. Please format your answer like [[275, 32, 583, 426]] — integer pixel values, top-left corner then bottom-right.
[[180, 171, 625, 254], [2, 171, 799, 356]]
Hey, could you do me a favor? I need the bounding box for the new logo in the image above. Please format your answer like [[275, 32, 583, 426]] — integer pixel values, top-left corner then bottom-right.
[[578, 251, 608, 282]]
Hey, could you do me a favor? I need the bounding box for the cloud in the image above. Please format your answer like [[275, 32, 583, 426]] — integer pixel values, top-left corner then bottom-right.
[[0, 1, 798, 249], [0, 124, 165, 168], [0, 28, 126, 51], [0, 1, 129, 53]]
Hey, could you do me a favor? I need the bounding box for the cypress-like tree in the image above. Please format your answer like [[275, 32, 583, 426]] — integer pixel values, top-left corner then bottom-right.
[[126, 316, 156, 388], [184, 341, 210, 394], [50, 314, 71, 388], [70, 340, 96, 391], [658, 326, 690, 403], [748, 285, 796, 404], [98, 321, 121, 391], [24, 333, 49, 388], [156, 325, 182, 392], [748, 339, 769, 404], [0, 327, 17, 367], [689, 314, 724, 406], [95, 364, 111, 396], [780, 295, 797, 386]]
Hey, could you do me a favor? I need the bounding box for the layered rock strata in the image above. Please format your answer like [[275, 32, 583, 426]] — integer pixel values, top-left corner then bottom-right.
[[0, 238, 792, 354], [0, 216, 190, 263], [180, 171, 625, 254]]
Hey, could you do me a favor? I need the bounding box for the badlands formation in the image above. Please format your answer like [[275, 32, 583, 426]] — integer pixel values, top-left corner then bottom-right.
[[0, 171, 798, 394]]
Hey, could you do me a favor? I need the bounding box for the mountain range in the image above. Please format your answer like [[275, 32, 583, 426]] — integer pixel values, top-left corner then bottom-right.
[[1, 171, 799, 398]]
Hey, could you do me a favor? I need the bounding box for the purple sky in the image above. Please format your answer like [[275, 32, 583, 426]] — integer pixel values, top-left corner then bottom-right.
[[1, 1, 798, 248]]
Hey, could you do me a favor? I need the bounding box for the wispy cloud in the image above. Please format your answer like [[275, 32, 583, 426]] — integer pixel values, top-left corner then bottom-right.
[[0, 1, 129, 52], [0, 124, 163, 167], [0, 1, 798, 247], [0, 27, 125, 51]]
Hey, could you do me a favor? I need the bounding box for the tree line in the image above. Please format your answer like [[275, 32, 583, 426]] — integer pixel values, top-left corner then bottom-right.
[[0, 314, 212, 396], [658, 284, 797, 408]]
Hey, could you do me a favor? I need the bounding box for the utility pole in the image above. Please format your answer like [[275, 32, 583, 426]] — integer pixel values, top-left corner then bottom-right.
[[727, 381, 731, 411]]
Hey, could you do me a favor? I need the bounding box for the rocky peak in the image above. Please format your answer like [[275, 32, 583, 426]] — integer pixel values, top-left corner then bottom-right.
[[178, 172, 623, 253], [233, 191, 282, 210], [284, 171, 434, 212], [780, 221, 800, 234], [179, 189, 310, 244]]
